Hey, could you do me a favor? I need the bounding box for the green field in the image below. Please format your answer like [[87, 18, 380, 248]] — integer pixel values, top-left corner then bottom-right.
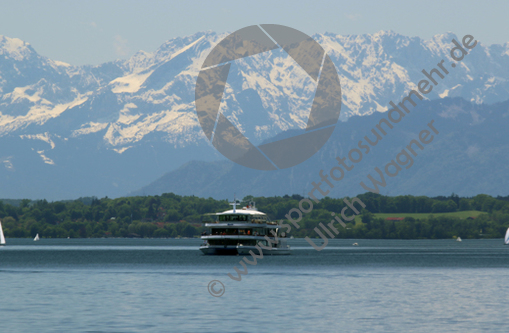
[[354, 210, 486, 224]]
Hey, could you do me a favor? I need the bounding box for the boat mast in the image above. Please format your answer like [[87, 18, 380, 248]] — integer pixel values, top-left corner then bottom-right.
[[230, 194, 239, 213]]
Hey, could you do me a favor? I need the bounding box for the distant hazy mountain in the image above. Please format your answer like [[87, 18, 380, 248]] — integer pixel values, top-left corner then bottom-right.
[[1, 31, 508, 199], [131, 98, 509, 199]]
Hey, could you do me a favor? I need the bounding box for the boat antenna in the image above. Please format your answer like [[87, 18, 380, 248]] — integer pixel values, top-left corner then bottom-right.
[[230, 193, 238, 213]]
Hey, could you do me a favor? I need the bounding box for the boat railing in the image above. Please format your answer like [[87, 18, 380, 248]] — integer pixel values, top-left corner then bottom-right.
[[201, 232, 285, 238], [202, 220, 274, 225]]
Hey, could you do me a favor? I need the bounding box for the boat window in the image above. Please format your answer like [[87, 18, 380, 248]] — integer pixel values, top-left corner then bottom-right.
[[211, 228, 241, 235], [218, 214, 248, 222], [208, 239, 239, 246], [254, 228, 265, 235], [252, 215, 267, 224]]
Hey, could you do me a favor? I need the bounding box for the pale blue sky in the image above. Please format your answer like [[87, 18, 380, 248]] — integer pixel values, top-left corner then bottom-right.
[[0, 0, 507, 66]]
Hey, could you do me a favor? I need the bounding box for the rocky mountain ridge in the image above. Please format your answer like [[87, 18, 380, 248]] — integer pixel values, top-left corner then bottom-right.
[[1, 30, 508, 199]]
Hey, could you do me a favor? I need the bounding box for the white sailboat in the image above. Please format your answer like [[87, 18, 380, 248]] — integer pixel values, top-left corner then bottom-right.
[[34, 233, 40, 241], [504, 228, 509, 245], [0, 221, 5, 246]]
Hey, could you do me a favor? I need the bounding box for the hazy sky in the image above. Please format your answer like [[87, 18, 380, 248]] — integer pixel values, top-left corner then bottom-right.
[[1, 0, 507, 66]]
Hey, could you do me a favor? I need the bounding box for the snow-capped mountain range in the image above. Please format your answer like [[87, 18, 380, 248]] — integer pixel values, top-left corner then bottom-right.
[[1, 30, 508, 199]]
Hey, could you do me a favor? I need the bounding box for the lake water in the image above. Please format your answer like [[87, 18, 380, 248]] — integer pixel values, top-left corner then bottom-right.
[[1, 238, 508, 332]]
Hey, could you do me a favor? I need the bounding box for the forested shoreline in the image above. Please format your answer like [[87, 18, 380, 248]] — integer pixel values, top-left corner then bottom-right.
[[1, 193, 508, 239]]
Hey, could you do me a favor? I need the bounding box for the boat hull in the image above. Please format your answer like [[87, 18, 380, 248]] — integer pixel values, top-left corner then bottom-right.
[[236, 245, 290, 256], [199, 245, 291, 255], [199, 245, 238, 255]]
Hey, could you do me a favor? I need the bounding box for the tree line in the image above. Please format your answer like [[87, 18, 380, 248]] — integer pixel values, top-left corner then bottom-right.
[[0, 192, 508, 239]]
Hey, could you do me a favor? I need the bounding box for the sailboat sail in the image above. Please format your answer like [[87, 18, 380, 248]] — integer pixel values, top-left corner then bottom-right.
[[34, 233, 40, 241], [0, 221, 5, 245], [505, 228, 509, 245]]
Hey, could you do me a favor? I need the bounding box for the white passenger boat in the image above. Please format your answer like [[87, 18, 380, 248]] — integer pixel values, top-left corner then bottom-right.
[[200, 198, 290, 255]]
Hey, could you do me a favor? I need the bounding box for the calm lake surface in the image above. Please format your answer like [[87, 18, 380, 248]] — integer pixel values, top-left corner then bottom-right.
[[1, 238, 508, 332]]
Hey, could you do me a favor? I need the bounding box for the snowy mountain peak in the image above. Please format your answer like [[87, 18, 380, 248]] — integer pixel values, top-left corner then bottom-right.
[[0, 35, 34, 61], [1, 30, 509, 154]]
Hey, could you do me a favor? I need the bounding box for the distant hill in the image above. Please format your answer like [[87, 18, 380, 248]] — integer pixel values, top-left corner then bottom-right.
[[131, 98, 509, 199]]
